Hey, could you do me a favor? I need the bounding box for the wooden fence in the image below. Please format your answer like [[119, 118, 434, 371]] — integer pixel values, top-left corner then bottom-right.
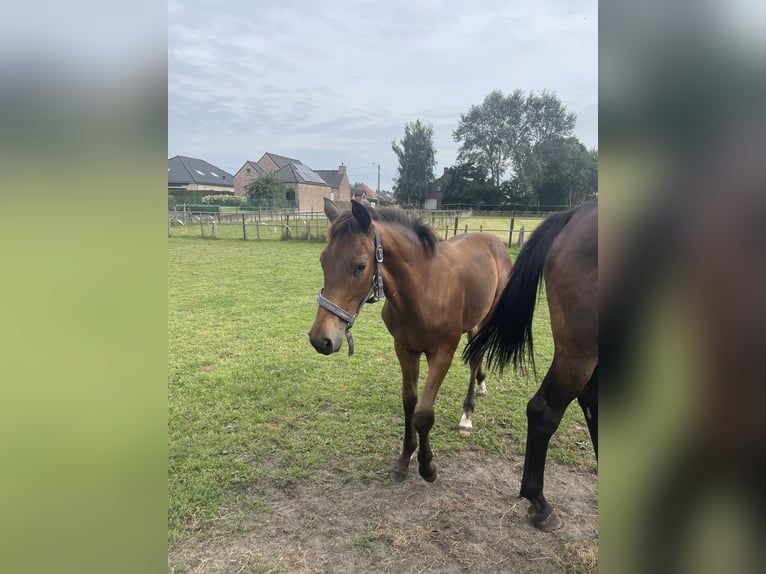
[[167, 207, 547, 247]]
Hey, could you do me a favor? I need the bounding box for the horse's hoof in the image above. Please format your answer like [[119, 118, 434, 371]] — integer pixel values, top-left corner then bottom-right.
[[527, 505, 563, 532], [420, 465, 437, 483], [458, 413, 473, 435], [389, 468, 408, 483], [476, 384, 487, 397]]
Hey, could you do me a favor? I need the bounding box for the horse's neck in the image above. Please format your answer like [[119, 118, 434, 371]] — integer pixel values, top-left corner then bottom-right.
[[378, 225, 435, 310]]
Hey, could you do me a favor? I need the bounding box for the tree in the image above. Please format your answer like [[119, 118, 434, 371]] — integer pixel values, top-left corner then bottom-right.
[[453, 89, 525, 189], [441, 162, 502, 207], [391, 119, 436, 207], [453, 89, 576, 194], [525, 137, 597, 207], [245, 173, 290, 208]]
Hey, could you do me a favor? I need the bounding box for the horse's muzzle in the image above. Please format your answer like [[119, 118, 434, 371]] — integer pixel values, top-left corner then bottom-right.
[[309, 333, 334, 355]]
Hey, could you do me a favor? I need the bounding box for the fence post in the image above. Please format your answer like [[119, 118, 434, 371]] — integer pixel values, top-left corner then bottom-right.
[[464, 224, 468, 234], [242, 213, 247, 240], [453, 215, 459, 237], [479, 224, 483, 233], [445, 226, 449, 240], [168, 217, 171, 237], [518, 226, 525, 246], [307, 219, 311, 241], [508, 217, 515, 248]]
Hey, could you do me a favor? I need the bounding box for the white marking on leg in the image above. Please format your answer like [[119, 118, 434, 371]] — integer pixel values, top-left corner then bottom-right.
[[476, 381, 487, 397], [458, 412, 473, 432]]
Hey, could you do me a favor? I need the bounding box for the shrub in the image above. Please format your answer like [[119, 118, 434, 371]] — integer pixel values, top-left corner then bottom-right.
[[201, 194, 246, 207]]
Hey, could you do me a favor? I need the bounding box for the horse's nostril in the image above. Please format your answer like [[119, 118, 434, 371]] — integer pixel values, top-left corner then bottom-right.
[[322, 338, 333, 354]]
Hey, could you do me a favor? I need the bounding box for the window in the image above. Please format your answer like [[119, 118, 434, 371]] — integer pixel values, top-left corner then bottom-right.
[[246, 168, 251, 175]]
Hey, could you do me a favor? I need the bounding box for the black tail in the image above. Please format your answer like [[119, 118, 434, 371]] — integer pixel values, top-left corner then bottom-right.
[[463, 208, 576, 374]]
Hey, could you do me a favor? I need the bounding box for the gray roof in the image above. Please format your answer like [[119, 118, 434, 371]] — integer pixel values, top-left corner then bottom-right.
[[315, 169, 344, 189], [259, 152, 303, 170], [238, 160, 267, 177], [168, 156, 234, 187], [275, 163, 329, 186]]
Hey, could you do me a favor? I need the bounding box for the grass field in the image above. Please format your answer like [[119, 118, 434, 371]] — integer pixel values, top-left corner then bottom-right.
[[168, 230, 592, 546]]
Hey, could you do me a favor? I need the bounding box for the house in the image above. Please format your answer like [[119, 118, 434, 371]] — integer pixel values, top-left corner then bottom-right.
[[273, 162, 332, 212], [423, 167, 452, 210], [351, 183, 378, 204], [233, 152, 349, 211], [257, 152, 303, 174], [315, 165, 351, 202], [233, 160, 267, 197], [168, 156, 235, 204], [234, 153, 303, 197]]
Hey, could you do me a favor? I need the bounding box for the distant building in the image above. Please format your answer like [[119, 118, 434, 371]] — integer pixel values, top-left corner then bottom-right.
[[233, 152, 350, 211], [168, 156, 234, 204], [351, 183, 378, 204], [424, 167, 452, 209], [315, 165, 351, 202]]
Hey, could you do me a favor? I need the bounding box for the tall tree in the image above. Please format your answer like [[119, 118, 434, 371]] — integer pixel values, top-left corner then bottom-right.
[[453, 89, 576, 193], [391, 119, 436, 207], [453, 89, 525, 189]]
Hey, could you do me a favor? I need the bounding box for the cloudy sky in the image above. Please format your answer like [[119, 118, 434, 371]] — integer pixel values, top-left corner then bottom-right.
[[169, 0, 597, 191]]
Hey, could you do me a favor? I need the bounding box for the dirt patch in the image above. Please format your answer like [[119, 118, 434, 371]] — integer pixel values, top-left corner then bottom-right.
[[169, 450, 597, 573]]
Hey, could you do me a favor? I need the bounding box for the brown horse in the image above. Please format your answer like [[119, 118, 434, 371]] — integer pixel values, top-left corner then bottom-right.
[[464, 198, 598, 531], [308, 199, 512, 482]]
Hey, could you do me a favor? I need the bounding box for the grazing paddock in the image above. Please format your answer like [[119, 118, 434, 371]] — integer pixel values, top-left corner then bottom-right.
[[168, 233, 597, 573]]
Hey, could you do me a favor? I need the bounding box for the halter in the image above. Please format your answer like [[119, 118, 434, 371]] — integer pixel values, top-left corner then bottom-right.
[[316, 226, 384, 356]]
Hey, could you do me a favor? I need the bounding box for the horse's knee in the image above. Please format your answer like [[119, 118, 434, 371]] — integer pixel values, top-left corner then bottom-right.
[[413, 407, 434, 433], [526, 395, 562, 437]]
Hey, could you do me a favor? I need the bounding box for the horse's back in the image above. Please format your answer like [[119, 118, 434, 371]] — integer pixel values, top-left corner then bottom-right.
[[443, 232, 512, 332]]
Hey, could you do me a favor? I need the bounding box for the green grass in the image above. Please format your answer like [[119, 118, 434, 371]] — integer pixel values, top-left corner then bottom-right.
[[168, 231, 592, 543]]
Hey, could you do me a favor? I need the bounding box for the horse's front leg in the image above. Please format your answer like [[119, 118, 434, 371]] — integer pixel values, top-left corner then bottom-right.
[[413, 348, 454, 482], [390, 343, 420, 482]]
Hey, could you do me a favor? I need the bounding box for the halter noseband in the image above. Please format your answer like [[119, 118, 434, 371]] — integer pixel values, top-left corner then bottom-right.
[[316, 226, 384, 356]]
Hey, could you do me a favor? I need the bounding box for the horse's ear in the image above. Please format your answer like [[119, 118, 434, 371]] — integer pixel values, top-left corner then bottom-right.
[[351, 199, 371, 232], [324, 197, 340, 222]]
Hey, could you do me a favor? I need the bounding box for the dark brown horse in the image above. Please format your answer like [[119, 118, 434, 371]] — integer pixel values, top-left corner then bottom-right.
[[308, 199, 512, 482], [464, 198, 598, 531]]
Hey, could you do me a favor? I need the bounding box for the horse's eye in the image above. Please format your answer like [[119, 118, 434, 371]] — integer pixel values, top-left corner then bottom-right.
[[354, 262, 367, 275]]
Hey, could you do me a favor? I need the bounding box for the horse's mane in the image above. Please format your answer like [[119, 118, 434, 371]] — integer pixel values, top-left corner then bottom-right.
[[329, 205, 441, 256]]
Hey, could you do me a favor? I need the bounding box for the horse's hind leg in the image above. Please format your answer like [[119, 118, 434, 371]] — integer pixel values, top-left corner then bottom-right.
[[577, 365, 598, 458], [459, 332, 487, 434], [520, 357, 590, 531]]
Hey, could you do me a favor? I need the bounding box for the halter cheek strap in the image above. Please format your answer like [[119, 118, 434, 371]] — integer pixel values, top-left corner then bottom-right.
[[316, 226, 384, 356]]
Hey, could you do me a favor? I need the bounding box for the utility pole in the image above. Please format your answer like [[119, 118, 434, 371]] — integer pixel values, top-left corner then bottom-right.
[[373, 162, 380, 198]]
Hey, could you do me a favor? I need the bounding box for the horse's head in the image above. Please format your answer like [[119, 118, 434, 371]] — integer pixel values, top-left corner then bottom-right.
[[308, 199, 382, 355]]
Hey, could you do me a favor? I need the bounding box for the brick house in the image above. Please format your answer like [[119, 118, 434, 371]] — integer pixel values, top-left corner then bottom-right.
[[232, 160, 267, 197], [234, 152, 351, 211], [273, 163, 332, 212], [168, 156, 235, 204], [315, 165, 351, 201]]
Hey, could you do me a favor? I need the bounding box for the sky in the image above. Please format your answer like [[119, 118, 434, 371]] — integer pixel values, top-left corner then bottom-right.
[[169, 0, 597, 192]]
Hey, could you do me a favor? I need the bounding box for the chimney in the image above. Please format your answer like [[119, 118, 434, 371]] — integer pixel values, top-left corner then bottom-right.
[[338, 163, 347, 175], [443, 167, 448, 175]]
